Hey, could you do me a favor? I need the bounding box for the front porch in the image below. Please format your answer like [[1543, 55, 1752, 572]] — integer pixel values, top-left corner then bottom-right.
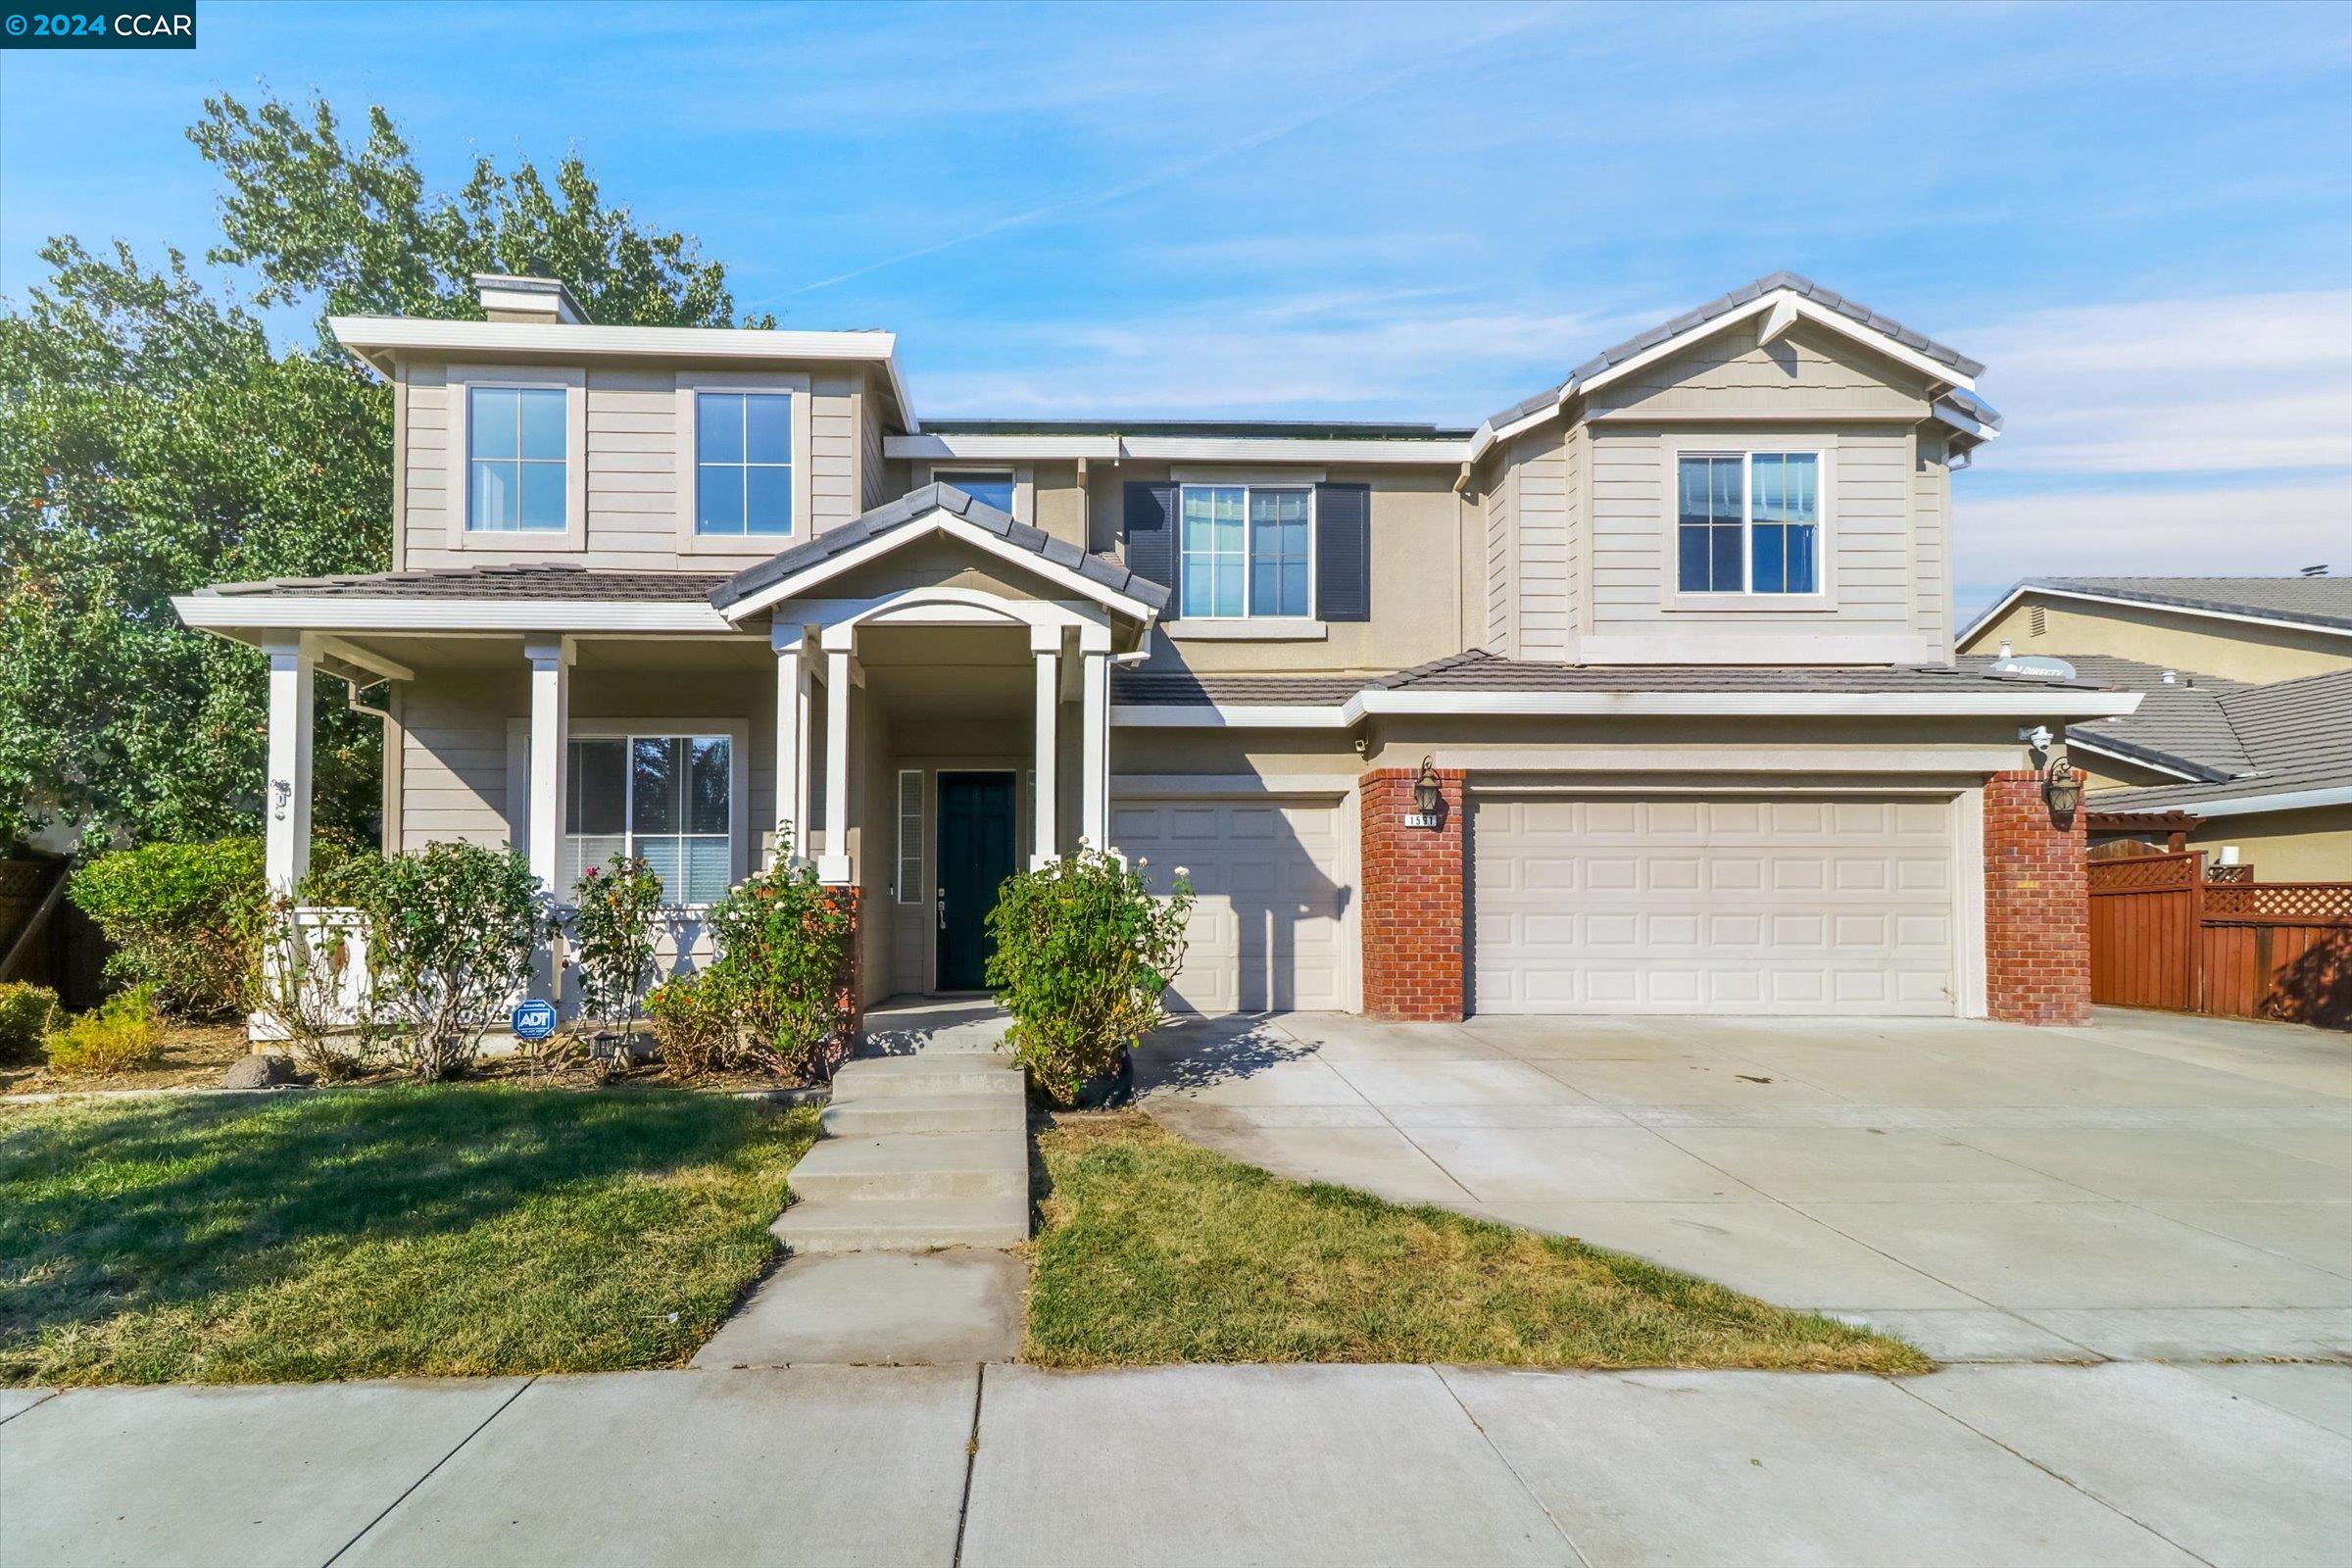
[[191, 486, 1167, 1018]]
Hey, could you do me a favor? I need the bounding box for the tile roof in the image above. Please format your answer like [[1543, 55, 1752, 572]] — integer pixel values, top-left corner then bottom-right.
[[2052, 656, 2254, 782], [1114, 650, 2108, 706], [923, 418, 1473, 440], [199, 564, 730, 601], [709, 482, 1169, 613], [1483, 270, 1992, 431], [2014, 575, 2352, 633], [2085, 665, 2352, 813]]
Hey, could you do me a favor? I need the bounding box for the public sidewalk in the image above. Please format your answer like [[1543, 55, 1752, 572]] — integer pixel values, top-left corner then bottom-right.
[[6, 1358, 2349, 1566]]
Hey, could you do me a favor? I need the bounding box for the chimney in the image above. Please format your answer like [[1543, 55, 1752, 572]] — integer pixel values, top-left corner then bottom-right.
[[473, 273, 590, 325]]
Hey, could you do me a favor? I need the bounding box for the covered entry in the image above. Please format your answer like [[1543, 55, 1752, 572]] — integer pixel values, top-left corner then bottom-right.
[[1472, 793, 1961, 1015]]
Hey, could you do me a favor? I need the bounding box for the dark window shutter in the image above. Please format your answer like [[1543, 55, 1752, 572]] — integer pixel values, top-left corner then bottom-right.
[[1123, 481, 1179, 606], [1315, 482, 1371, 622]]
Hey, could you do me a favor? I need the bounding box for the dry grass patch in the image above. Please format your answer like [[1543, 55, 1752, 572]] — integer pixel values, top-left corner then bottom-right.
[[1026, 1113, 1926, 1375]]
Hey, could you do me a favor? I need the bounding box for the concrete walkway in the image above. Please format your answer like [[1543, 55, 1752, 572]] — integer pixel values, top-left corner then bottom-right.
[[1140, 1007, 2352, 1362], [7, 1359, 2349, 1565]]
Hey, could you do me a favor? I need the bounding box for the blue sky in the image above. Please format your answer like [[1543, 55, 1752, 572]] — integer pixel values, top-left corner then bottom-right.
[[5, 0, 2349, 614]]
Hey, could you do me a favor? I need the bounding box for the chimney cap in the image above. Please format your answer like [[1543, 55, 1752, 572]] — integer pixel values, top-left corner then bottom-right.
[[472, 272, 590, 325]]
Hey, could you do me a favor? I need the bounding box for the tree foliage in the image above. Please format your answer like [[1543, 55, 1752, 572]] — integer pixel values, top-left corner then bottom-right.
[[0, 92, 759, 854]]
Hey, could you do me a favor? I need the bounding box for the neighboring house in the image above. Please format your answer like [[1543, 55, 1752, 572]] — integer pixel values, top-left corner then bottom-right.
[[1961, 578, 2352, 879], [174, 270, 2133, 1027]]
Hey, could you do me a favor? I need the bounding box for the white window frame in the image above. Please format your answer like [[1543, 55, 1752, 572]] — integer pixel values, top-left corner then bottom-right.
[[1175, 481, 1318, 622], [674, 370, 813, 558], [1659, 437, 1836, 612], [925, 465, 1031, 524], [444, 365, 586, 553], [507, 715, 751, 907]]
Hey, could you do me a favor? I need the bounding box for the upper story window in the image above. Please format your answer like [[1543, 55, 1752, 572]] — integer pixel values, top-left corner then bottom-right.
[[935, 469, 1016, 514], [696, 392, 794, 536], [564, 733, 732, 906], [1181, 484, 1311, 618], [467, 386, 568, 531], [1676, 451, 1819, 595]]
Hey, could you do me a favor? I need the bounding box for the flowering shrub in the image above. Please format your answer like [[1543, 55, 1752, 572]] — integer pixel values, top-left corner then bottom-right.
[[329, 842, 548, 1081], [985, 846, 1193, 1105], [704, 837, 857, 1080], [254, 895, 368, 1080], [568, 854, 664, 1040]]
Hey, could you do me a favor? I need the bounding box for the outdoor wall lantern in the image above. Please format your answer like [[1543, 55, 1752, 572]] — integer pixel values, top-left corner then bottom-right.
[[2044, 756, 2082, 828], [1405, 756, 1446, 829]]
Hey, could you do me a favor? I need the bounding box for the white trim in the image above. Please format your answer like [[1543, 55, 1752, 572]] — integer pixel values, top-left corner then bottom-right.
[[1111, 773, 1354, 799], [2102, 784, 2352, 819], [1659, 440, 1834, 610], [896, 768, 924, 902], [328, 316, 918, 432], [1954, 787, 1988, 1019], [1162, 618, 1327, 643], [1931, 398, 1999, 443], [673, 371, 814, 558], [1112, 686, 2142, 728], [1168, 466, 1328, 485], [1959, 583, 2352, 648], [310, 634, 414, 683], [2062, 733, 2212, 783], [174, 596, 737, 633], [716, 508, 1159, 624], [445, 366, 587, 553], [1176, 480, 1316, 621], [890, 433, 1120, 462]]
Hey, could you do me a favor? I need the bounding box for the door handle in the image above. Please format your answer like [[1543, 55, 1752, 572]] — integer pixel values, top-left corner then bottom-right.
[[937, 891, 947, 931]]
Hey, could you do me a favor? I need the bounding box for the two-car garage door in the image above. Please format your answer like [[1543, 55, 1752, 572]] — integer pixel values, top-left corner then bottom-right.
[[1473, 795, 1958, 1015]]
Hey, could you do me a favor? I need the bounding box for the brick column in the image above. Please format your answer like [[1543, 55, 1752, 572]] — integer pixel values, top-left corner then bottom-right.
[[1983, 769, 2090, 1025], [1360, 766, 1467, 1021]]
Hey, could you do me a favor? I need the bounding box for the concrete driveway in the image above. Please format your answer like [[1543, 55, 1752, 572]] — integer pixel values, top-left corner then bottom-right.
[[1139, 1007, 2352, 1362]]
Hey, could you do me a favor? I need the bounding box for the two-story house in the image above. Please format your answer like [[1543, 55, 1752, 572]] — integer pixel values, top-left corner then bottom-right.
[[174, 271, 2134, 1027]]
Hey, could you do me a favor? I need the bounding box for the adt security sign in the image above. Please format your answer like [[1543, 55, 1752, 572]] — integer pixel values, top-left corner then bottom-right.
[[511, 999, 559, 1041]]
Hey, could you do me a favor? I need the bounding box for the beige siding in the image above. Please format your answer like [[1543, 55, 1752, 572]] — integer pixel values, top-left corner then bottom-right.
[[858, 373, 889, 512], [1482, 457, 1514, 655], [1588, 318, 1929, 421], [1913, 429, 1953, 658], [1962, 597, 2352, 684], [398, 666, 521, 852], [1514, 427, 1574, 662], [399, 359, 864, 567]]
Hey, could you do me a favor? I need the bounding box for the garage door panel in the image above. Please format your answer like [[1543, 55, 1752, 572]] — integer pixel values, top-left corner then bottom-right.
[[1115, 797, 1347, 1016], [1475, 794, 1957, 1016]]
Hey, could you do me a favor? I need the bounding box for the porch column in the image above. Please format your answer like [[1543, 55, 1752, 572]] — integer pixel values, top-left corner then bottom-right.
[[1080, 645, 1110, 850], [819, 644, 854, 885], [772, 625, 812, 864], [1031, 628, 1060, 868], [523, 637, 571, 897], [262, 637, 316, 899]]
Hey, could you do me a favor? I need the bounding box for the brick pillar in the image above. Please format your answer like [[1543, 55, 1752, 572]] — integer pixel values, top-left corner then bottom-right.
[[1360, 766, 1467, 1021], [1983, 769, 2090, 1025]]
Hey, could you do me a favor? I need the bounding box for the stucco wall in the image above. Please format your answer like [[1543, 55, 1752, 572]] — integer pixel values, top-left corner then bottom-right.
[[1963, 596, 2352, 684], [2190, 806, 2352, 882]]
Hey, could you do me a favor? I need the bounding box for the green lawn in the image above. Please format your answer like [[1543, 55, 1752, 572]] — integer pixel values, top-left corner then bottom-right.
[[1026, 1113, 1927, 1375], [0, 1087, 816, 1386]]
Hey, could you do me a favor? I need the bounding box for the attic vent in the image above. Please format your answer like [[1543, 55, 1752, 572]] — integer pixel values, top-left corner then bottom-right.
[[2030, 606, 2047, 637]]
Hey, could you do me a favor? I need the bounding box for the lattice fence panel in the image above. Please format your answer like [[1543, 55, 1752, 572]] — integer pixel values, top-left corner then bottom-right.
[[2088, 854, 2200, 894], [2202, 882, 2352, 921]]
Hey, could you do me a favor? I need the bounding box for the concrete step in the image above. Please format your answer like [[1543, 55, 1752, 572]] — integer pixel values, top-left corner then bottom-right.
[[822, 1094, 1025, 1138], [789, 1130, 1027, 1202], [772, 1193, 1029, 1253], [831, 1054, 1024, 1102]]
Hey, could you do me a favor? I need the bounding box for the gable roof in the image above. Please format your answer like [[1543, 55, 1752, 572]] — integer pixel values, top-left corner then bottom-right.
[[2054, 656, 2254, 782], [1470, 272, 1996, 462], [1966, 576, 2352, 644], [708, 482, 1170, 617]]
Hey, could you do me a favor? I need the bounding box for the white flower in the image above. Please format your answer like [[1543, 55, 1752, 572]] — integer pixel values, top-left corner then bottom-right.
[[1173, 865, 1190, 878]]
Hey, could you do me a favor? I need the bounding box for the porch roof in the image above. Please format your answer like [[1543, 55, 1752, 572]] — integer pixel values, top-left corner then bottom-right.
[[708, 482, 1171, 616], [197, 563, 730, 601]]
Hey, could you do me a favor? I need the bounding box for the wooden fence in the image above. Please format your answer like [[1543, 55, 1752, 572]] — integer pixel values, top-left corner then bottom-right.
[[2088, 851, 2352, 1028]]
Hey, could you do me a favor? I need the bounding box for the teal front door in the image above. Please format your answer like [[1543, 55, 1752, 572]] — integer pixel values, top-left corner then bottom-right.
[[936, 771, 1017, 992]]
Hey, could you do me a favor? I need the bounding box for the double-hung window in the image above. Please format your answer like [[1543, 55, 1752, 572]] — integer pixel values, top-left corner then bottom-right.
[[564, 734, 732, 906], [468, 386, 568, 531], [1676, 452, 1820, 595], [1180, 484, 1311, 618], [934, 469, 1016, 515], [696, 392, 794, 536]]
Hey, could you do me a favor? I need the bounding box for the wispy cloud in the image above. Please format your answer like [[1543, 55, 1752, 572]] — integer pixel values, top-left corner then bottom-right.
[[1955, 481, 2350, 607]]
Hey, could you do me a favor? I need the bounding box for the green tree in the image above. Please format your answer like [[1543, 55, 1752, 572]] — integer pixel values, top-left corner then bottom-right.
[[0, 93, 760, 853]]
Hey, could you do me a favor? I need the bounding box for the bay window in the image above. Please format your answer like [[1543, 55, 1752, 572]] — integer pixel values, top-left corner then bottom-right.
[[564, 734, 733, 906], [1676, 451, 1820, 595], [1180, 484, 1311, 618]]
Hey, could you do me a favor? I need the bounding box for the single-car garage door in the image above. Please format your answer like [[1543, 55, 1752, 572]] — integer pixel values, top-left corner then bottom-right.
[[1114, 796, 1348, 1014], [1473, 795, 1956, 1015]]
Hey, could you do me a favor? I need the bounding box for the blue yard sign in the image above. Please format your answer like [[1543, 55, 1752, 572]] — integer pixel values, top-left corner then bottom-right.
[[511, 999, 559, 1041]]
